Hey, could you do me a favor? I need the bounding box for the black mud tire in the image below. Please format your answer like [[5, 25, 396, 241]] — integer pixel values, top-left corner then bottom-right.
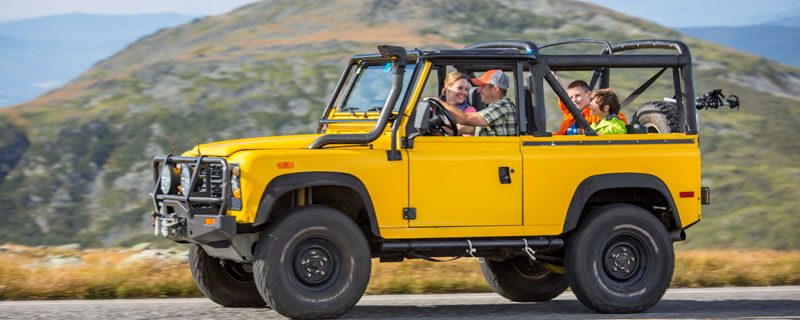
[[565, 204, 674, 313], [480, 255, 568, 302], [633, 101, 680, 133], [253, 205, 371, 319], [188, 244, 266, 307]]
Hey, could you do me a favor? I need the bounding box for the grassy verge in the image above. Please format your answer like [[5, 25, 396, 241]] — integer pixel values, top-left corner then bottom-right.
[[1, 245, 797, 300]]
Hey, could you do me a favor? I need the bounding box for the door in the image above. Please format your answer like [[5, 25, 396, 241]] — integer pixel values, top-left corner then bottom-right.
[[407, 136, 522, 227]]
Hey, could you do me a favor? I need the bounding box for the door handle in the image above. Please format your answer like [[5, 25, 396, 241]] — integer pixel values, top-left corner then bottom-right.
[[499, 167, 512, 184]]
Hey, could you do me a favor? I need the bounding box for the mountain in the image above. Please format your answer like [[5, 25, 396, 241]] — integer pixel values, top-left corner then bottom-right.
[[765, 16, 800, 27], [0, 13, 198, 106], [678, 24, 800, 67], [0, 0, 798, 249]]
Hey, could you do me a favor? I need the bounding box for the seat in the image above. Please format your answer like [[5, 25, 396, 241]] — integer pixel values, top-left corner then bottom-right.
[[470, 87, 486, 111], [626, 123, 647, 134]]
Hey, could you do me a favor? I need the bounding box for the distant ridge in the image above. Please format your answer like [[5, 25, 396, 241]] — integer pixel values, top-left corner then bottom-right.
[[679, 24, 800, 67], [0, 13, 197, 106]]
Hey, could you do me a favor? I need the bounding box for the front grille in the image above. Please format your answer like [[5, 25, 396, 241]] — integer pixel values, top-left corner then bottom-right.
[[193, 163, 224, 198], [208, 163, 224, 198]]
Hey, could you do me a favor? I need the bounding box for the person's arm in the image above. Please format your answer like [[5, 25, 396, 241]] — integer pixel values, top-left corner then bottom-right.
[[434, 98, 488, 126], [551, 70, 562, 86], [457, 124, 475, 134], [552, 72, 571, 116]]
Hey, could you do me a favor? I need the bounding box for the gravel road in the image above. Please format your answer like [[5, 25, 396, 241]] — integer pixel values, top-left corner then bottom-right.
[[1, 286, 798, 319]]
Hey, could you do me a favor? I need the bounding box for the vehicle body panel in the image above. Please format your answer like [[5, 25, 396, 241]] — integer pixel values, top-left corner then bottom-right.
[[519, 134, 701, 235], [407, 136, 522, 227]]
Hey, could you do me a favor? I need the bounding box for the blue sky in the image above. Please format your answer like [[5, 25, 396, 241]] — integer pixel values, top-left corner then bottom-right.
[[0, 0, 260, 21], [1, 0, 798, 26], [584, 0, 800, 27]]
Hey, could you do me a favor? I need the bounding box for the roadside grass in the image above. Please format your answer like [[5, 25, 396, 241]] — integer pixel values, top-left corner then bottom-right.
[[0, 246, 198, 300], [672, 250, 800, 287], [0, 245, 797, 300]]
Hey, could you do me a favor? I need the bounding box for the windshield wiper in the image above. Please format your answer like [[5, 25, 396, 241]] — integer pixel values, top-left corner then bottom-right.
[[363, 106, 381, 118]]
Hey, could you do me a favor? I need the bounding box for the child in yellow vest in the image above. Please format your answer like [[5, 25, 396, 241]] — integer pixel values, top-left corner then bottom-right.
[[588, 88, 627, 135]]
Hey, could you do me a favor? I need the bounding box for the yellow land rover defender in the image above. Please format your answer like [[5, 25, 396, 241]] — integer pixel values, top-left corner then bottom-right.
[[151, 40, 730, 318]]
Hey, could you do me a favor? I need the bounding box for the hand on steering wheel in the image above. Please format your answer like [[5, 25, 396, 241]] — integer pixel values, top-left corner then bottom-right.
[[426, 99, 458, 136]]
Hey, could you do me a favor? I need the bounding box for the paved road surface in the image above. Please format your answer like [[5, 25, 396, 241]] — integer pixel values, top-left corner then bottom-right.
[[1, 286, 798, 319]]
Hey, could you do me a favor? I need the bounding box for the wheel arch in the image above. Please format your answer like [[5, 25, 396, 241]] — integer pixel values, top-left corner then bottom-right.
[[253, 171, 380, 237], [562, 173, 681, 234]]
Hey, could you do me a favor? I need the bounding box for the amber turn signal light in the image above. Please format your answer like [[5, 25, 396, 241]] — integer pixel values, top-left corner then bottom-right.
[[277, 162, 294, 169], [204, 217, 215, 225]]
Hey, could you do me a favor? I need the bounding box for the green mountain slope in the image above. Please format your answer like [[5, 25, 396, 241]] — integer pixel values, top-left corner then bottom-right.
[[0, 0, 797, 249]]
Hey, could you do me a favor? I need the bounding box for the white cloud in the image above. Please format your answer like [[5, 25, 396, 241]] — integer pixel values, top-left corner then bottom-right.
[[32, 80, 62, 89]]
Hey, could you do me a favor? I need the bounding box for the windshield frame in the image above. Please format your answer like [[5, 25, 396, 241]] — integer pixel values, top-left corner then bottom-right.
[[317, 52, 421, 133], [337, 63, 418, 114]]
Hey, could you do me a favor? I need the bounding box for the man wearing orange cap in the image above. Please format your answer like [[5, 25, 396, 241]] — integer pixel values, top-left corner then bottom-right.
[[434, 70, 517, 136]]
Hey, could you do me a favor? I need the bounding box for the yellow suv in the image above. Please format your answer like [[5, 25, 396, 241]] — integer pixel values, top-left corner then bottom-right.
[[151, 40, 717, 318]]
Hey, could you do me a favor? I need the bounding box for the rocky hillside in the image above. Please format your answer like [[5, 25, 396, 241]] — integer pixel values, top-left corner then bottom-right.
[[0, 0, 798, 249]]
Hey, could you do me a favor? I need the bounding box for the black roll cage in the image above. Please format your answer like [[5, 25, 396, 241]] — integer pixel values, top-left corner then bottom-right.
[[313, 39, 698, 155]]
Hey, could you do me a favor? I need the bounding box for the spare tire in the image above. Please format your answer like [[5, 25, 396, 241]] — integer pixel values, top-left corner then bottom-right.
[[633, 101, 680, 134]]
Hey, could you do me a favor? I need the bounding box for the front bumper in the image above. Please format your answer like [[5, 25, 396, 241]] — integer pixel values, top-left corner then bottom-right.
[[151, 155, 236, 244]]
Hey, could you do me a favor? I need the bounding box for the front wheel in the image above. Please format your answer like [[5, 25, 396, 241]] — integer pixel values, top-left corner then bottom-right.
[[480, 255, 568, 302], [565, 204, 674, 313], [253, 205, 371, 319], [188, 244, 265, 307]]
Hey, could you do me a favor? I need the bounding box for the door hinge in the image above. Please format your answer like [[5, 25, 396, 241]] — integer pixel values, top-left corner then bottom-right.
[[403, 207, 416, 220], [401, 137, 414, 149]]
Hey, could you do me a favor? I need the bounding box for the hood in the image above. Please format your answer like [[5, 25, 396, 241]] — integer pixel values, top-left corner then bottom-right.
[[183, 134, 322, 157]]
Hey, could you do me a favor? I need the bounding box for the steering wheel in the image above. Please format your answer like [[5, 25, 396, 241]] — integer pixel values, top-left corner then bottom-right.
[[426, 99, 458, 136]]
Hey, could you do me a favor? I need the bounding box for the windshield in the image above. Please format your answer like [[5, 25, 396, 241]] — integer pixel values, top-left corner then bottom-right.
[[338, 63, 417, 113]]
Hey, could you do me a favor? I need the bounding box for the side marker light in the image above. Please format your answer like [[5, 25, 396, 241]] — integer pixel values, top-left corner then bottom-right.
[[277, 162, 294, 169]]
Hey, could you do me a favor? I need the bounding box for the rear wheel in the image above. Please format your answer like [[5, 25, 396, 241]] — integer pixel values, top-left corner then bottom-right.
[[253, 205, 371, 319], [188, 244, 265, 307], [634, 101, 680, 133], [480, 255, 568, 302], [565, 204, 674, 313]]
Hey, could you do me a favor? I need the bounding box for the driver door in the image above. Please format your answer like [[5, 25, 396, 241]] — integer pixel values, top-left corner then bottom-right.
[[407, 135, 522, 227]]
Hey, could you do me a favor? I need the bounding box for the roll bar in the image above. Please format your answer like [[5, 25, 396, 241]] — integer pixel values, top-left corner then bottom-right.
[[464, 40, 539, 57], [541, 39, 614, 54], [602, 40, 696, 134]]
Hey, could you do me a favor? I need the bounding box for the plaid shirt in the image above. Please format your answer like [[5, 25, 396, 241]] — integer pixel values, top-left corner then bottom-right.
[[475, 96, 517, 136]]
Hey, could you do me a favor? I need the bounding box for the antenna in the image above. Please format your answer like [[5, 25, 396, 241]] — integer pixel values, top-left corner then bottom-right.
[[172, 142, 176, 154]]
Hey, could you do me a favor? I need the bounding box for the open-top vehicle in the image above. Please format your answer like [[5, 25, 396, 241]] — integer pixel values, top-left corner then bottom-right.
[[150, 39, 735, 318]]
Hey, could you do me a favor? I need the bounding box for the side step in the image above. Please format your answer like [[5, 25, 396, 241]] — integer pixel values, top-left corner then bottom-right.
[[379, 238, 563, 251]]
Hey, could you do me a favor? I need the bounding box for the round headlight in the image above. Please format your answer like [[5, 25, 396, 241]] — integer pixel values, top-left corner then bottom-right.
[[180, 164, 192, 194], [160, 164, 178, 194]]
